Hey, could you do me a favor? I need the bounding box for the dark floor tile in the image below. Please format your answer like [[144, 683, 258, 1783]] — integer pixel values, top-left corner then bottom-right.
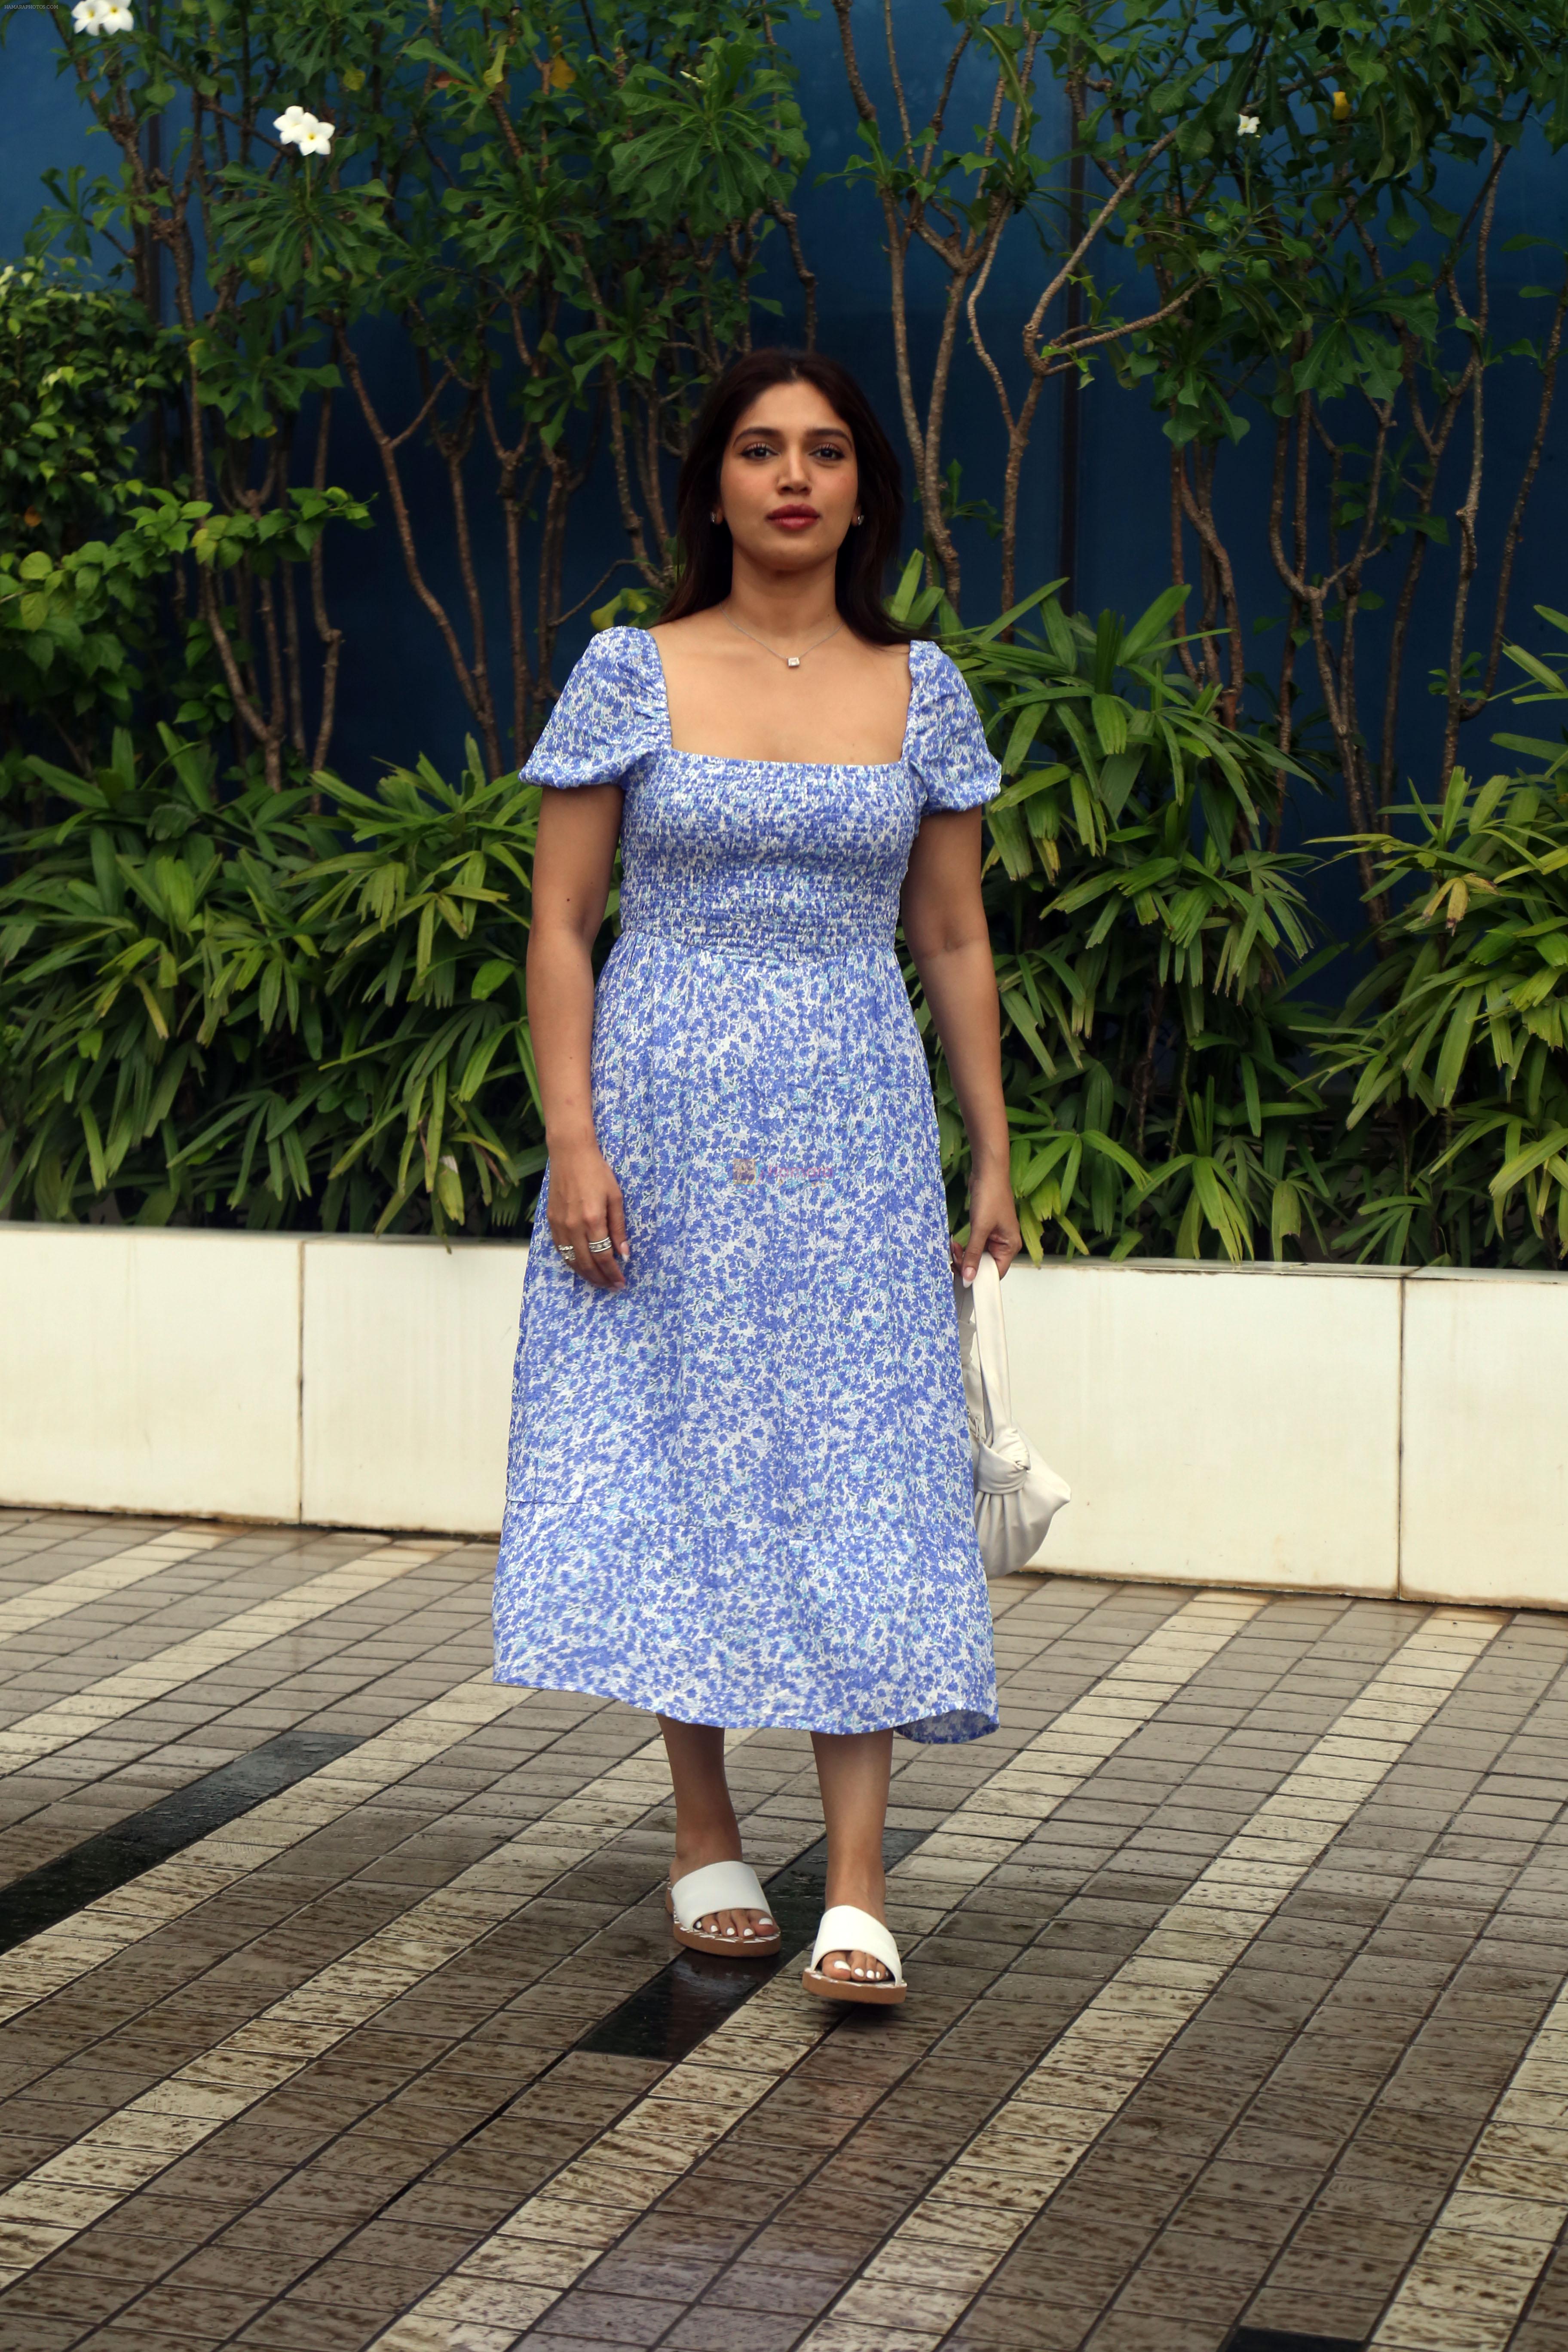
[[699, 2254, 847, 2321], [659, 2310, 810, 2352], [227, 2305, 383, 2352], [1238, 2288, 1387, 2340], [1081, 2315, 1225, 2352], [0, 2312, 98, 2350], [533, 2287, 684, 2343], [1225, 2330, 1369, 2352], [74, 2334, 221, 2352], [1513, 2322, 1568, 2352], [1112, 2224, 1272, 2319], [6, 1525, 1559, 2352], [587, 2250, 727, 2302], [994, 2214, 1155, 2306], [945, 2294, 1102, 2352], [114, 2282, 271, 2336], [0, 2262, 140, 2327]]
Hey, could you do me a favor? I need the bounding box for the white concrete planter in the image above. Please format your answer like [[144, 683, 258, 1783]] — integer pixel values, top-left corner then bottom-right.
[[1007, 1257, 1567, 1610], [2, 1222, 1563, 1609]]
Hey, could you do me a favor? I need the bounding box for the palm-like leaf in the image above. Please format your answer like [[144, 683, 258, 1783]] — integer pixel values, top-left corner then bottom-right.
[[923, 583, 1334, 1263], [0, 729, 546, 1236], [1320, 611, 1568, 1267]]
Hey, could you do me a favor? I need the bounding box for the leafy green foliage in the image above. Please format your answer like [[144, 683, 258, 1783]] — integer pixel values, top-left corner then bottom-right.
[[0, 486, 370, 781], [272, 751, 550, 1234], [5, 580, 1566, 1277], [0, 262, 178, 557], [829, 0, 1568, 899], [0, 732, 546, 1235], [0, 263, 180, 790], [1317, 613, 1568, 1267], [3, 1, 1562, 1273], [0, 0, 819, 1236], [1071, 0, 1568, 868], [17, 0, 810, 779], [896, 564, 1336, 1263]]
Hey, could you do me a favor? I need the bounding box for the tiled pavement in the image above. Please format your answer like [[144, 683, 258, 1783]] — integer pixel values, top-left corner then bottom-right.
[[0, 1517, 1565, 2351]]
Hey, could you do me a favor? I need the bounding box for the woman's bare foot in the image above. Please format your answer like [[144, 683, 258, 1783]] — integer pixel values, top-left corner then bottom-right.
[[815, 1855, 891, 1983], [669, 1833, 776, 1944], [812, 1727, 896, 1984], [659, 1716, 775, 1943]]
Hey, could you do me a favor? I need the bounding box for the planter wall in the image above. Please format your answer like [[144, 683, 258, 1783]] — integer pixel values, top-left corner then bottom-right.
[[3, 1223, 1563, 1609]]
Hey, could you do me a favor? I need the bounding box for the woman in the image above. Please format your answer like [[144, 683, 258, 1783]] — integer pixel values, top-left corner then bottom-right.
[[495, 349, 1021, 2005]]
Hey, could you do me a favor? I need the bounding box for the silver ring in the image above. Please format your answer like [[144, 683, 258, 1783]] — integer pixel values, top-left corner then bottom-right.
[[557, 1244, 576, 1264], [588, 1237, 614, 1256]]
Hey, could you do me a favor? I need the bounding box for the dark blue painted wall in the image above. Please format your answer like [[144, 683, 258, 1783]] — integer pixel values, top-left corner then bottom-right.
[[3, 3, 1565, 842]]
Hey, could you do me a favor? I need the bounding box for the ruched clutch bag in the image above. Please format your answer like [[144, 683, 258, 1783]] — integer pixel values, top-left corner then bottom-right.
[[952, 1251, 1071, 1577]]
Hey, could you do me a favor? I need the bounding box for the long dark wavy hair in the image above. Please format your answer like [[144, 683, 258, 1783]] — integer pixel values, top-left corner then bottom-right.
[[660, 349, 913, 645]]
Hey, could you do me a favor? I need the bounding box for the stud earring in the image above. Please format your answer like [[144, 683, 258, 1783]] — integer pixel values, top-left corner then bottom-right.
[[852, 511, 864, 525], [710, 510, 723, 526]]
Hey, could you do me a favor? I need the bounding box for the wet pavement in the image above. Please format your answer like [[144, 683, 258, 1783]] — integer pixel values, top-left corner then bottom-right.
[[0, 1510, 1564, 2352]]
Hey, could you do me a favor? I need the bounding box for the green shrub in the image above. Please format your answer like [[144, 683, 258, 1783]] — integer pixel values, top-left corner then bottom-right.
[[1318, 614, 1568, 1268], [0, 731, 546, 1234], [0, 486, 369, 799], [922, 572, 1336, 1262], [6, 586, 1566, 1275], [0, 261, 177, 559], [21, 0, 810, 783]]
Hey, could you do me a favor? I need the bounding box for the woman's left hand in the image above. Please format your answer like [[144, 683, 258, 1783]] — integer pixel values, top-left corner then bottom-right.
[[952, 1158, 1023, 1285]]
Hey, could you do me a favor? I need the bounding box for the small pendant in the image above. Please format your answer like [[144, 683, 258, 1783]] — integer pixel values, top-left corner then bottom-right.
[[786, 655, 801, 668]]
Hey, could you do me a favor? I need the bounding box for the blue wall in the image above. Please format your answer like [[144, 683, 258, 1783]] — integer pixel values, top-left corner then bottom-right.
[[3, 0, 1565, 861]]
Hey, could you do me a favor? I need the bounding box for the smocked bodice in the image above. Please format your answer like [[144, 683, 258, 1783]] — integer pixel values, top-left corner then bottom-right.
[[620, 750, 922, 954], [521, 627, 1001, 958]]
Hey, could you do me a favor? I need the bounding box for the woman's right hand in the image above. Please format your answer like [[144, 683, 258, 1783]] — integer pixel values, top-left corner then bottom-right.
[[545, 1137, 631, 1291]]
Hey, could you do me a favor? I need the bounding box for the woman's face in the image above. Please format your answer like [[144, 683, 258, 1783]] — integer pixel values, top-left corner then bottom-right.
[[714, 380, 861, 576]]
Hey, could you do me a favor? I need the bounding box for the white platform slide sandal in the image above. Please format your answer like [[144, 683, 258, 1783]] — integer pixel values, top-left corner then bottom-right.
[[801, 1905, 906, 2007], [665, 1860, 781, 1958]]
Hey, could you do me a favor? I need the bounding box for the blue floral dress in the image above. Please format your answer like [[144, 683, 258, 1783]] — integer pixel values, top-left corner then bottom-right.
[[493, 627, 1001, 1743]]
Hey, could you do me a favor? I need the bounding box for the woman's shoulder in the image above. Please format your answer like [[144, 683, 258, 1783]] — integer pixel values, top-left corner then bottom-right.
[[907, 633, 968, 690], [557, 625, 668, 730], [906, 634, 984, 735], [566, 624, 665, 689], [904, 637, 1000, 808], [523, 627, 668, 787]]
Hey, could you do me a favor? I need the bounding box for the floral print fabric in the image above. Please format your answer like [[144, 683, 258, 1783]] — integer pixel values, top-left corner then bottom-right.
[[493, 627, 1003, 1742]]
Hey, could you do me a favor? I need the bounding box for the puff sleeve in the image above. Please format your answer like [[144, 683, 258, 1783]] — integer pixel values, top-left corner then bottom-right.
[[521, 627, 668, 789], [906, 640, 1002, 815]]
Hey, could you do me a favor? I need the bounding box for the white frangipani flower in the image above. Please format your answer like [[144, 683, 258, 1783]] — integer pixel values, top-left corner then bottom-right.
[[71, 0, 128, 32], [275, 104, 335, 155], [1237, 111, 1261, 136]]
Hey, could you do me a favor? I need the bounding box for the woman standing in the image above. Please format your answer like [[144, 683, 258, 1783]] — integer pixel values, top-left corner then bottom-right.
[[495, 350, 1021, 2003]]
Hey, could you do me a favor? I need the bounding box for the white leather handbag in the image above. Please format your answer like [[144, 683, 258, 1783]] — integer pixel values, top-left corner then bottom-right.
[[953, 1250, 1071, 1576]]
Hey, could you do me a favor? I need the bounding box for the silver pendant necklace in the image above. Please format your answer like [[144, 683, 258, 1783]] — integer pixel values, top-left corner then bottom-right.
[[723, 610, 845, 669]]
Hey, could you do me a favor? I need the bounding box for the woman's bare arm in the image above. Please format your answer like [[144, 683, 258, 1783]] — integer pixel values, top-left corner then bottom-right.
[[526, 784, 631, 1289], [900, 808, 1021, 1280]]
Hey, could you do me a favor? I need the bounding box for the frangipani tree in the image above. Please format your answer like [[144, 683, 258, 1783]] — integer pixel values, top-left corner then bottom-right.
[[1083, 3, 1568, 911], [9, 0, 809, 781], [828, 0, 1568, 885]]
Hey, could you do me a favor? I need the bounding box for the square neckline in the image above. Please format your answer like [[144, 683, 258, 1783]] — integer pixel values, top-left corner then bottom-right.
[[637, 625, 919, 774]]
